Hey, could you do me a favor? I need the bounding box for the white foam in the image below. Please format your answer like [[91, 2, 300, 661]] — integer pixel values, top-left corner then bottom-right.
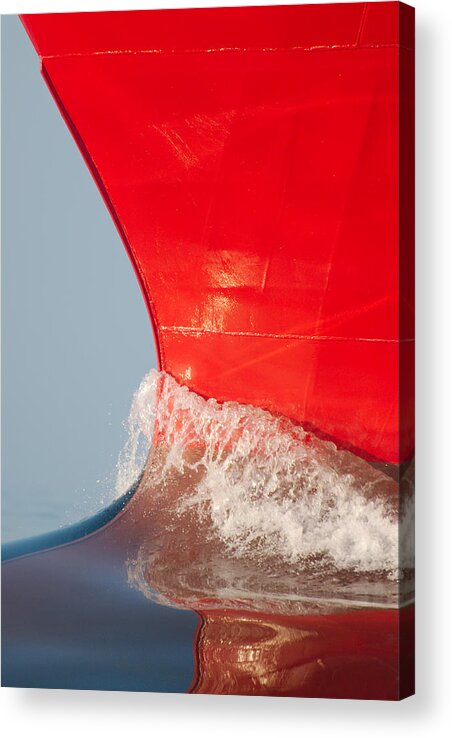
[[116, 371, 159, 495], [118, 370, 414, 578]]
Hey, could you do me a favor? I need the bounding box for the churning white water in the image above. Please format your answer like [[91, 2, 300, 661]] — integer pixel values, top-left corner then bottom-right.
[[117, 370, 414, 582]]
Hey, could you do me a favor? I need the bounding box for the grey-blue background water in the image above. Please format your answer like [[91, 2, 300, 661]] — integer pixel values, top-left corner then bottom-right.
[[1, 16, 156, 542]]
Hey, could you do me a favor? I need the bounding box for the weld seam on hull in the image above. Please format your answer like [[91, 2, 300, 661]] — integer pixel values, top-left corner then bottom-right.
[[39, 42, 413, 62], [160, 326, 414, 344]]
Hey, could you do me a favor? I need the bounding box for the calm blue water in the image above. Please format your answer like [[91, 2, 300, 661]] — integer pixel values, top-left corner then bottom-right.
[[1, 500, 410, 698], [2, 497, 198, 692]]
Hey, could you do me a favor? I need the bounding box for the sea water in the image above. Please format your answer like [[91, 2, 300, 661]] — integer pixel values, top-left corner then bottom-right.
[[117, 371, 414, 615], [2, 369, 414, 694]]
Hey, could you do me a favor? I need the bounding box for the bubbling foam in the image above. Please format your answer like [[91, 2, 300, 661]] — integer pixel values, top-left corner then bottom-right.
[[117, 370, 414, 582]]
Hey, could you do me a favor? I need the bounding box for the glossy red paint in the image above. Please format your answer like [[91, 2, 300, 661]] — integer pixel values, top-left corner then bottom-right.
[[21, 2, 414, 463], [191, 605, 414, 700]]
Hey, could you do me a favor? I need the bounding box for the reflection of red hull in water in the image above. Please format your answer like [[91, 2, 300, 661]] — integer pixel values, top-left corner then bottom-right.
[[191, 606, 414, 700], [21, 2, 414, 464]]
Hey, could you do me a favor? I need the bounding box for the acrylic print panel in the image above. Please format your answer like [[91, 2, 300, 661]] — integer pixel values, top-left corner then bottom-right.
[[2, 2, 415, 699]]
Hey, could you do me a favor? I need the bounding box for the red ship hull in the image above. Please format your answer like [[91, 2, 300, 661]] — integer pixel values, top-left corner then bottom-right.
[[21, 3, 414, 464]]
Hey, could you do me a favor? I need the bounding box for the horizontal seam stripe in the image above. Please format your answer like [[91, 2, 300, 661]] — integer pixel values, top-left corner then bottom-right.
[[161, 326, 414, 343], [40, 42, 412, 61]]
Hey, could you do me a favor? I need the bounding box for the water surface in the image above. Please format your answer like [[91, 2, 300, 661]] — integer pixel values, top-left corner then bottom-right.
[[2, 372, 414, 698]]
